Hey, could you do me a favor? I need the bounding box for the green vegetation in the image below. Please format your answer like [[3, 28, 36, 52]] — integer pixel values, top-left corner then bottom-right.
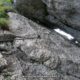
[[0, 18, 9, 30], [0, 0, 13, 30]]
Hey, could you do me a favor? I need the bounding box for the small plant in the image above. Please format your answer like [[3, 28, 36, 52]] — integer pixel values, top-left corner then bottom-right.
[[0, 18, 10, 30], [0, 0, 13, 30]]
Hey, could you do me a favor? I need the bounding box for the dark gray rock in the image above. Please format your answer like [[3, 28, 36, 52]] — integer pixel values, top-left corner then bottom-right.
[[14, 0, 80, 30], [42, 0, 80, 30], [44, 54, 60, 70], [0, 31, 15, 42], [8, 12, 37, 37], [14, 0, 48, 22]]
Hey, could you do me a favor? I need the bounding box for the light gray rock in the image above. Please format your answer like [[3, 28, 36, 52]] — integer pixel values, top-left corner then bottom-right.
[[29, 49, 51, 62], [14, 0, 48, 22], [0, 53, 7, 71], [42, 0, 80, 30], [15, 0, 80, 30], [8, 12, 37, 37], [0, 12, 79, 80], [60, 59, 80, 78], [44, 55, 60, 70]]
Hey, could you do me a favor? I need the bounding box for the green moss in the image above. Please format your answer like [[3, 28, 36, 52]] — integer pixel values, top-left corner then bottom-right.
[[0, 0, 13, 30], [0, 18, 8, 27]]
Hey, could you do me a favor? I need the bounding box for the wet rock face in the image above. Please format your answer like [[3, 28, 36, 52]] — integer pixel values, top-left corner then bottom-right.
[[14, 0, 48, 22], [42, 0, 80, 30], [15, 0, 80, 30]]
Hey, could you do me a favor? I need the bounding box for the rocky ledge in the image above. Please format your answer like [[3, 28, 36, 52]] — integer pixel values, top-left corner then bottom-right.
[[0, 12, 80, 80]]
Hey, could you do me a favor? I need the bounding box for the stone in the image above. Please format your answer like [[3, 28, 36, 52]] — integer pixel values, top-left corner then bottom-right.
[[0, 30, 16, 42], [0, 75, 4, 80], [44, 55, 60, 70], [29, 49, 51, 63], [0, 53, 7, 71], [0, 42, 14, 55], [14, 0, 80, 30], [60, 59, 80, 78]]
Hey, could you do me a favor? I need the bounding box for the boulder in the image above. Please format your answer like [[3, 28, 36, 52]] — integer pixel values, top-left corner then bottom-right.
[[0, 12, 79, 80]]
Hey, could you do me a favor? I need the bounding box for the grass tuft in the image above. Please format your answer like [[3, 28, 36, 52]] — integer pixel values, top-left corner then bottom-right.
[[0, 0, 13, 30]]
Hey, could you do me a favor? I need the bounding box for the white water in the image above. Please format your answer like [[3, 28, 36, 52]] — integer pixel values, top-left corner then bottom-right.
[[54, 28, 74, 40]]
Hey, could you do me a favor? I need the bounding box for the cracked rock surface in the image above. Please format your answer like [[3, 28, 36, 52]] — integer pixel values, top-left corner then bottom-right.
[[0, 12, 80, 80]]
